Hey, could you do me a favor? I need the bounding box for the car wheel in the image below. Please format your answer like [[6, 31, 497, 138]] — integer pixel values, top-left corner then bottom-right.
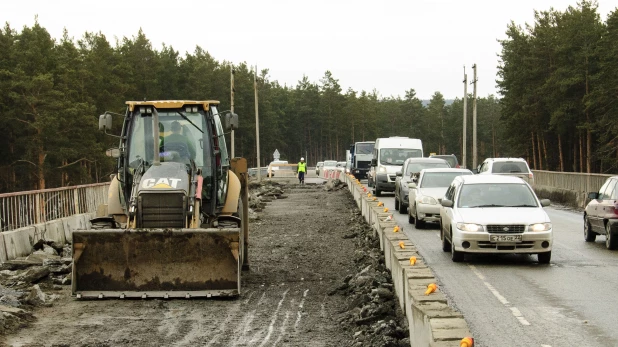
[[441, 225, 451, 252], [394, 196, 400, 210], [606, 222, 618, 250], [408, 210, 414, 224], [537, 251, 551, 264], [451, 233, 464, 262], [375, 186, 382, 197], [399, 199, 407, 214], [584, 216, 596, 242], [414, 209, 424, 229]]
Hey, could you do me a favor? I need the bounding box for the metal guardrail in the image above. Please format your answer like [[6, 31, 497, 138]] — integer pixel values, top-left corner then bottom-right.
[[532, 170, 613, 194], [0, 183, 110, 232]]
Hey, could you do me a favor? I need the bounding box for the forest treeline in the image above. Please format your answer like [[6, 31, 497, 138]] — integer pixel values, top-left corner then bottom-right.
[[498, 1, 618, 174], [0, 0, 617, 193]]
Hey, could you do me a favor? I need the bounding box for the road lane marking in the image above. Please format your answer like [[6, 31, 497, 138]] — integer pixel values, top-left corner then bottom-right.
[[469, 265, 531, 326]]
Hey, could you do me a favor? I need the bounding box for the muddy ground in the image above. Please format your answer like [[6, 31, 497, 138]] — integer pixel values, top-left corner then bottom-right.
[[1, 179, 408, 347]]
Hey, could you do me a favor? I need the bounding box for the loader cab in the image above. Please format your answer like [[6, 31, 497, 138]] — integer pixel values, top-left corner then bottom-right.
[[120, 101, 229, 218]]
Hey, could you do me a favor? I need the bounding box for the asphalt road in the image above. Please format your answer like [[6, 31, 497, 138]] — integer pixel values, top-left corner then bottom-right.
[[366, 182, 618, 347]]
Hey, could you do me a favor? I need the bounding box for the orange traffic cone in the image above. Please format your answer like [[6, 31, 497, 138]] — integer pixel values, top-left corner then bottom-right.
[[377, 202, 384, 207], [410, 256, 417, 265], [367, 193, 372, 197], [383, 207, 389, 212], [393, 226, 400, 233], [425, 283, 437, 295], [460, 337, 474, 347], [398, 241, 405, 249], [372, 197, 377, 201]]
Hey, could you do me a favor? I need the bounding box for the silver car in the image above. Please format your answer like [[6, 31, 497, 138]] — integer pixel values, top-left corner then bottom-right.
[[394, 158, 450, 214], [408, 168, 473, 228], [439, 175, 552, 263]]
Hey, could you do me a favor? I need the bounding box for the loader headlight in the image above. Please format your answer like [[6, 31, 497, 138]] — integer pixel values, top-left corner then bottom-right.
[[379, 166, 387, 173]]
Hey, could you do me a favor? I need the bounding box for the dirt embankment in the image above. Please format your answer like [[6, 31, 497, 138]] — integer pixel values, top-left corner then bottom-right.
[[1, 180, 408, 347]]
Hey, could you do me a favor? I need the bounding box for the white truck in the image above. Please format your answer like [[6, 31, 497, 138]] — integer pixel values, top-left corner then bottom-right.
[[350, 141, 375, 179], [369, 137, 423, 196]]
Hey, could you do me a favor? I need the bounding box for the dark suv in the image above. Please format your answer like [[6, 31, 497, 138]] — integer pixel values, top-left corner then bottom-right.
[[429, 154, 459, 168]]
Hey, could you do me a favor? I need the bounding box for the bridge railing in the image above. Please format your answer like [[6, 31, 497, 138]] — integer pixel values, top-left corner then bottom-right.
[[532, 170, 613, 193], [0, 183, 110, 232], [532, 170, 614, 207]]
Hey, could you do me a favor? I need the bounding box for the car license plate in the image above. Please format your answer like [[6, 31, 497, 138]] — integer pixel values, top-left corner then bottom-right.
[[490, 235, 522, 242]]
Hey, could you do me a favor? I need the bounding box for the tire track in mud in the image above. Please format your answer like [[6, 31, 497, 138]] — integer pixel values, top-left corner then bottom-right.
[[2, 183, 357, 347]]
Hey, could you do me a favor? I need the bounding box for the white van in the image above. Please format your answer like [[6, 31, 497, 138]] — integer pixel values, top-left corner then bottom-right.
[[369, 137, 423, 196]]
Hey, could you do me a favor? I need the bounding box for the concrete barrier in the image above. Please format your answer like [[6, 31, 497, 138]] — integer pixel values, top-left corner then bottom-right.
[[340, 174, 473, 346], [0, 213, 93, 262], [0, 234, 6, 262]]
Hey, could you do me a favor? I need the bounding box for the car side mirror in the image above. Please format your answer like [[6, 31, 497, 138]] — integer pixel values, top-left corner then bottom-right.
[[396, 171, 402, 177], [224, 112, 239, 131], [99, 113, 112, 131], [540, 199, 551, 207], [408, 182, 417, 189], [588, 192, 599, 200], [472, 168, 479, 174], [441, 199, 453, 207], [371, 159, 377, 166]]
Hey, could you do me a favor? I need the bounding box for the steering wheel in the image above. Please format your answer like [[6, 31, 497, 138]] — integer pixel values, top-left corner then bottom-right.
[[160, 142, 190, 159]]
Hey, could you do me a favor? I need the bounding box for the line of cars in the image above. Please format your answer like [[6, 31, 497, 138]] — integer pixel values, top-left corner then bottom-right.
[[387, 155, 554, 264]]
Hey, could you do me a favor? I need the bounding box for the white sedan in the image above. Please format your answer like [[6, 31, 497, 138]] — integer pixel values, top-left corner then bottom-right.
[[439, 175, 553, 263], [408, 168, 473, 228]]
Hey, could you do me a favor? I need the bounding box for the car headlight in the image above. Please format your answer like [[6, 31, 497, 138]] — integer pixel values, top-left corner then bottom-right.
[[378, 166, 386, 173], [420, 196, 437, 205], [456, 223, 484, 232], [528, 223, 551, 232]]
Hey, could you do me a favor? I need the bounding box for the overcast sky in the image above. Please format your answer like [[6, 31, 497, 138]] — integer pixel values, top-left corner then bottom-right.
[[3, 0, 618, 100]]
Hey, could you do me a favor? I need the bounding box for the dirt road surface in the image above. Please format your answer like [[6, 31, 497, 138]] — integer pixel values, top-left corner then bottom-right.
[[2, 179, 407, 347]]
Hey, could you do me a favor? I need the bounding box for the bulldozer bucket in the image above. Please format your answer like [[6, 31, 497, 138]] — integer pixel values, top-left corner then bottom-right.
[[71, 228, 242, 299]]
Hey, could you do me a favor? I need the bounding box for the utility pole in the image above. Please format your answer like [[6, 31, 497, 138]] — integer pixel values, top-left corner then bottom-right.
[[230, 65, 235, 158], [463, 66, 467, 169], [472, 64, 478, 169], [254, 65, 261, 182]]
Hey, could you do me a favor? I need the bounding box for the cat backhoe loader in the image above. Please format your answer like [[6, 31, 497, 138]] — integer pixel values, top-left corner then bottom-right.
[[72, 100, 249, 298]]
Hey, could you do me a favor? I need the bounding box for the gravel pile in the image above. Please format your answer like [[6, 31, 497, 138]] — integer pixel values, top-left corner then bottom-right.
[[332, 209, 410, 347], [0, 240, 72, 335]]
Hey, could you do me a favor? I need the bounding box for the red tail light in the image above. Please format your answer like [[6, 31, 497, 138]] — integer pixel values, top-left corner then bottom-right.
[[529, 173, 533, 179]]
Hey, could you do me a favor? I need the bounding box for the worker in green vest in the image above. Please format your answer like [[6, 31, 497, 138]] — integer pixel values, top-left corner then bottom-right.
[[297, 157, 307, 184]]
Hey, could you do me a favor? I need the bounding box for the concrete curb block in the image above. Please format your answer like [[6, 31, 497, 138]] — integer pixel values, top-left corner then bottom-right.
[[340, 174, 472, 347], [1, 213, 93, 262], [0, 234, 6, 262]]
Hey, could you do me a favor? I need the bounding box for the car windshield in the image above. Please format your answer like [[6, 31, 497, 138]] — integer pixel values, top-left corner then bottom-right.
[[324, 160, 337, 167], [380, 148, 422, 165], [491, 161, 530, 174], [458, 183, 538, 208], [406, 161, 449, 175], [420, 172, 472, 188], [356, 143, 374, 154], [432, 156, 457, 167]]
